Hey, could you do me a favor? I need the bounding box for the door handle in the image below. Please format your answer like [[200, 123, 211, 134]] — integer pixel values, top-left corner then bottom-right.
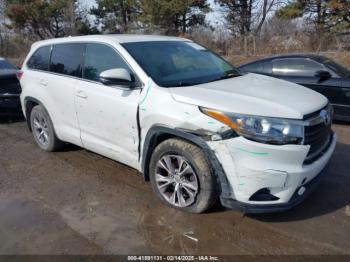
[[39, 80, 47, 86], [76, 90, 88, 99]]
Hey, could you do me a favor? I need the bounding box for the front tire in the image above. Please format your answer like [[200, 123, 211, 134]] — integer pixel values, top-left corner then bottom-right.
[[149, 138, 218, 213], [30, 105, 63, 151]]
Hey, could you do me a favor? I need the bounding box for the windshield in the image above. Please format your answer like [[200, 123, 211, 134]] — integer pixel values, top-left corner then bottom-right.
[[0, 59, 17, 70], [319, 57, 350, 77], [122, 41, 240, 87]]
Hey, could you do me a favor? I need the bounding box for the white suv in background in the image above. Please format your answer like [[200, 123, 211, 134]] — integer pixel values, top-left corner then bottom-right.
[[19, 35, 336, 213]]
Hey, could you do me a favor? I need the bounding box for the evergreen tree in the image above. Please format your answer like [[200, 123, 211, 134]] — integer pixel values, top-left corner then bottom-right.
[[141, 0, 210, 34], [5, 0, 74, 39], [90, 0, 141, 33]]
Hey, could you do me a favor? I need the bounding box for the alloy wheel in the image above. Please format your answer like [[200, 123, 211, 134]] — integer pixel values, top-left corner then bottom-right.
[[155, 154, 199, 207], [32, 111, 50, 147]]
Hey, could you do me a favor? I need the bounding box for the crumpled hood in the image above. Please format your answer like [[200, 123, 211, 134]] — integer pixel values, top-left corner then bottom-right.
[[169, 73, 328, 119]]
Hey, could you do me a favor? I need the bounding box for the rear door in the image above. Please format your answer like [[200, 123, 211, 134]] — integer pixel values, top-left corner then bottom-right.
[[75, 43, 140, 168], [46, 43, 85, 145], [271, 57, 342, 108]]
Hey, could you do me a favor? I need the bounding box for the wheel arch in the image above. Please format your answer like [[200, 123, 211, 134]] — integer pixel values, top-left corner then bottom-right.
[[141, 125, 232, 199], [23, 97, 56, 134], [23, 96, 44, 132]]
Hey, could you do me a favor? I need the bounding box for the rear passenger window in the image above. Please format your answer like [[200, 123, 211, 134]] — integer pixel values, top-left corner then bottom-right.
[[50, 44, 84, 77], [83, 43, 132, 81], [27, 46, 51, 71]]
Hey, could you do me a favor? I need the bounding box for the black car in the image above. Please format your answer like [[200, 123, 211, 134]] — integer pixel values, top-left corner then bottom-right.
[[0, 58, 22, 115], [238, 54, 350, 121]]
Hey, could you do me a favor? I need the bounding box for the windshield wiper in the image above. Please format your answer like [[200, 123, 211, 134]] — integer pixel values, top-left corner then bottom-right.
[[178, 82, 196, 86], [167, 81, 200, 87], [167, 73, 241, 87], [219, 74, 240, 80], [206, 73, 240, 83]]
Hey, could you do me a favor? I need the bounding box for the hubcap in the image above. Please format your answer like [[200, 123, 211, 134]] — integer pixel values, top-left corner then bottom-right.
[[155, 155, 199, 207], [32, 112, 50, 147]]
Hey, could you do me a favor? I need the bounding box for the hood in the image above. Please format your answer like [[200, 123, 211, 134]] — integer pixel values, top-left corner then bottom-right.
[[169, 73, 328, 119]]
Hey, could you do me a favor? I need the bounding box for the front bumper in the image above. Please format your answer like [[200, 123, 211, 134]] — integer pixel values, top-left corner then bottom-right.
[[208, 132, 337, 213], [220, 167, 326, 213], [0, 93, 21, 115]]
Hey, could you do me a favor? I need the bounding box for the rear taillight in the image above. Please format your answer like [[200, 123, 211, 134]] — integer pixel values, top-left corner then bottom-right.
[[16, 70, 23, 80]]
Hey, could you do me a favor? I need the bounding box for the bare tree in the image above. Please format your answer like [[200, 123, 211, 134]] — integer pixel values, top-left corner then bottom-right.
[[215, 0, 285, 36], [0, 0, 10, 55]]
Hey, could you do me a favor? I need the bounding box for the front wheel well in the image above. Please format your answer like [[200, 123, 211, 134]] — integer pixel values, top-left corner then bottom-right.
[[141, 126, 232, 201], [142, 132, 175, 181], [141, 127, 211, 182], [25, 100, 39, 131]]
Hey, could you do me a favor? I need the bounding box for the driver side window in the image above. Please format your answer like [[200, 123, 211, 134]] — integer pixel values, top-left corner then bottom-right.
[[83, 43, 132, 82]]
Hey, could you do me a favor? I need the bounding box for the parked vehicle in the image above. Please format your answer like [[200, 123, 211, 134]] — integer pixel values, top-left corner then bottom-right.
[[238, 54, 350, 121], [19, 36, 336, 213], [0, 58, 22, 115]]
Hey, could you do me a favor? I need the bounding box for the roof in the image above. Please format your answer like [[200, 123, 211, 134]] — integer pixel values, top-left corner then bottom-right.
[[31, 34, 191, 49], [239, 53, 326, 67]]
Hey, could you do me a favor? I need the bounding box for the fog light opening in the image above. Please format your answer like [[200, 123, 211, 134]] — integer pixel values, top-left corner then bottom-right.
[[249, 188, 280, 201]]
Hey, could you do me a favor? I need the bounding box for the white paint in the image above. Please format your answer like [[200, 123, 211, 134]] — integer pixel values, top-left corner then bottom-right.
[[170, 73, 328, 119], [100, 68, 132, 82], [19, 35, 336, 211], [208, 133, 336, 204]]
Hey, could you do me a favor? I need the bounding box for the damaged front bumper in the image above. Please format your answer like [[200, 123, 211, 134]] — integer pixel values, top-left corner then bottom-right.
[[208, 132, 337, 213]]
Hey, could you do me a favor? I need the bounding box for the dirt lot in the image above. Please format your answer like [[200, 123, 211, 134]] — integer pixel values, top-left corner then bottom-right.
[[0, 117, 349, 255]]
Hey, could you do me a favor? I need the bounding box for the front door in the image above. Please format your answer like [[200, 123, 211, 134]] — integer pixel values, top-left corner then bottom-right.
[[75, 43, 141, 168]]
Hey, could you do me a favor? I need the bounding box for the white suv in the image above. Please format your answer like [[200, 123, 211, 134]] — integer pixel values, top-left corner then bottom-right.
[[19, 35, 336, 213]]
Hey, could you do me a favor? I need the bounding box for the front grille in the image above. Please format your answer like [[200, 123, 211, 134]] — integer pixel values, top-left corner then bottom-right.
[[303, 122, 332, 164]]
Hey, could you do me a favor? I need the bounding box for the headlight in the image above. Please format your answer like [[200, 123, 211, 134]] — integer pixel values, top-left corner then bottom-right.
[[200, 107, 303, 145]]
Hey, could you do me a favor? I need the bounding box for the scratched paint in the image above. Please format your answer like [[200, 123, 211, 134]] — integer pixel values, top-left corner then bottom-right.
[[233, 147, 269, 156], [138, 78, 152, 107]]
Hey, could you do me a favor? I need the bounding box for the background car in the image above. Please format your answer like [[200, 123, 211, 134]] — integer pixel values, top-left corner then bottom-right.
[[0, 57, 22, 116], [238, 54, 350, 121]]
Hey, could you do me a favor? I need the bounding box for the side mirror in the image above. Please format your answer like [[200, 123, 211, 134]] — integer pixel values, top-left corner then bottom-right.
[[315, 70, 331, 80], [99, 68, 134, 88]]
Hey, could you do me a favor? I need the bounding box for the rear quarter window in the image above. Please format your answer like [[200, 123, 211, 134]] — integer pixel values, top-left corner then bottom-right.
[[27, 46, 51, 71], [50, 43, 84, 77]]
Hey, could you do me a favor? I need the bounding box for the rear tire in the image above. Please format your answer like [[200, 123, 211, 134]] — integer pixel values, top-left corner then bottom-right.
[[149, 138, 218, 213], [30, 105, 63, 151]]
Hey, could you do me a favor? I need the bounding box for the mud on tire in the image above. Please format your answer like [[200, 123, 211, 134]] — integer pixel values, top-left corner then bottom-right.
[[149, 138, 218, 213]]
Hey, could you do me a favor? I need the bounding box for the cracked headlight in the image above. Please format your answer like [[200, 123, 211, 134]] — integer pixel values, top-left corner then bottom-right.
[[201, 107, 303, 145]]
